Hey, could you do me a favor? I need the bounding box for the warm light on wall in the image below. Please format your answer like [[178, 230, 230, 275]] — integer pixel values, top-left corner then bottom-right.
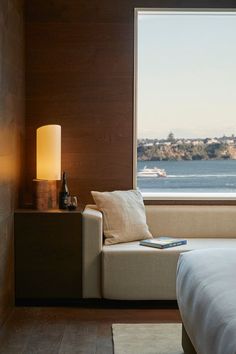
[[36, 124, 61, 180]]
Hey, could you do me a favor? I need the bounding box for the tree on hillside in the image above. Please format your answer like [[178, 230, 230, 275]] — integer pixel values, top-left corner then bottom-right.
[[167, 131, 175, 143]]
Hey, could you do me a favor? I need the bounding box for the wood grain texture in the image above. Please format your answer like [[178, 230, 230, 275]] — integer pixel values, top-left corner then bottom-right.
[[0, 0, 24, 327], [14, 211, 82, 300], [24, 0, 236, 207], [0, 307, 181, 354], [24, 0, 136, 207]]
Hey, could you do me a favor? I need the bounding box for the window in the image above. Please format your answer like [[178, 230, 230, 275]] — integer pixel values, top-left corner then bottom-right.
[[134, 9, 236, 199]]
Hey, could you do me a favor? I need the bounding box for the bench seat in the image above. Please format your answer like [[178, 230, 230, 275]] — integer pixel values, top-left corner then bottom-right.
[[102, 239, 236, 300], [82, 205, 236, 300]]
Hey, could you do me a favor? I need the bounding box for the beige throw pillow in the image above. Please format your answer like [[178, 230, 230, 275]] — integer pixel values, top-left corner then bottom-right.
[[91, 189, 152, 245]]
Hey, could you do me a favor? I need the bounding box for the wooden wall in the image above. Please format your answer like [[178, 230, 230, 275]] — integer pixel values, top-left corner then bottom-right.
[[25, 0, 236, 205], [0, 0, 25, 326]]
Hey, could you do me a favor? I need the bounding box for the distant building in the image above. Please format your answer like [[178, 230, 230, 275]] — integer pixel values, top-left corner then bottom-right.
[[144, 143, 154, 147], [225, 139, 234, 145], [192, 140, 204, 146], [205, 138, 219, 145]]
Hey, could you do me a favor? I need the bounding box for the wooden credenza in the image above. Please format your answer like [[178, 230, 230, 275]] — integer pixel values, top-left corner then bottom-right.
[[14, 209, 82, 303]]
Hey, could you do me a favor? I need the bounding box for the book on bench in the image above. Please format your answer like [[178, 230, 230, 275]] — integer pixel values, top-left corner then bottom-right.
[[140, 237, 187, 249]]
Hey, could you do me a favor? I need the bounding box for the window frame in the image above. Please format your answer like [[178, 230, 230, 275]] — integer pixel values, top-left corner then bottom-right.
[[133, 8, 236, 204]]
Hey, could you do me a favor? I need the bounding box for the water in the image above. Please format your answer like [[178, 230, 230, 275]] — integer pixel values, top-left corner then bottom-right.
[[137, 160, 236, 193]]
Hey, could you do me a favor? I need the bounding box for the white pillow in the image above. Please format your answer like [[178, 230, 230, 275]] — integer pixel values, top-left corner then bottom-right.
[[91, 189, 152, 245]]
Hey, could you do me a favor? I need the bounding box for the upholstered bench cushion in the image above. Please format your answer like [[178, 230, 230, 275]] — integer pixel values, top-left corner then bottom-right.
[[102, 238, 236, 300]]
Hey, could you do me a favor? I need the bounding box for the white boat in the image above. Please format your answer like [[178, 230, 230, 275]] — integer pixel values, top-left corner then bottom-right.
[[137, 166, 167, 178]]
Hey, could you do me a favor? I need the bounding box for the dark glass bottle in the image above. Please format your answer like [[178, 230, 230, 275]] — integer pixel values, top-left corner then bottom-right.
[[59, 171, 69, 209]]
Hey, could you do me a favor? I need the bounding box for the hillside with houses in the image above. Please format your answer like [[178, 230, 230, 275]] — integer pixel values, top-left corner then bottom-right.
[[138, 133, 236, 161]]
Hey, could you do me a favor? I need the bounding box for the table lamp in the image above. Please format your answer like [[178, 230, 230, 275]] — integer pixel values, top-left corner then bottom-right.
[[34, 124, 61, 210]]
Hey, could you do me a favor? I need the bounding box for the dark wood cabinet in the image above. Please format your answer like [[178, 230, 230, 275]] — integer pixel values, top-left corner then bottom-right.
[[14, 210, 82, 302]]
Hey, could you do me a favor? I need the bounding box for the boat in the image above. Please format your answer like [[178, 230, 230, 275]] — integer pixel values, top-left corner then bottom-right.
[[137, 166, 167, 178]]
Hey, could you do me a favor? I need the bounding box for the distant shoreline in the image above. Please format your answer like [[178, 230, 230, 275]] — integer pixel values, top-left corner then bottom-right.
[[138, 136, 236, 161]]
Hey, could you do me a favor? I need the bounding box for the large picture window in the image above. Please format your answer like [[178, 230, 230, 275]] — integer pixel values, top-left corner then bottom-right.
[[135, 9, 236, 197]]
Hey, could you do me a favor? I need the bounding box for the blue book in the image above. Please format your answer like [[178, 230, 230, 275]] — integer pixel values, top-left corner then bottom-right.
[[140, 237, 187, 249]]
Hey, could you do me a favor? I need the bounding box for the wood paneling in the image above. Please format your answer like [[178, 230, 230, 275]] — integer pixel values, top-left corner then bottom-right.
[[0, 0, 25, 327], [15, 210, 82, 300], [25, 0, 236, 206], [25, 0, 135, 206]]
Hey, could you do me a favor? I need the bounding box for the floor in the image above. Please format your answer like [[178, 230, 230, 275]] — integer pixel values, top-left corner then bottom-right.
[[0, 307, 181, 354]]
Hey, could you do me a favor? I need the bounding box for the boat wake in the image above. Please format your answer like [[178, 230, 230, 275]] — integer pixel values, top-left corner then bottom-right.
[[138, 174, 236, 178], [162, 174, 236, 178]]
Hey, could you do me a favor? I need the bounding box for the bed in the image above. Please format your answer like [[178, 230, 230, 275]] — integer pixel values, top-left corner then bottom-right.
[[176, 249, 236, 354]]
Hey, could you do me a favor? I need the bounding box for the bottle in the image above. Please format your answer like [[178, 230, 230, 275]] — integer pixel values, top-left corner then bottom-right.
[[59, 171, 69, 209]]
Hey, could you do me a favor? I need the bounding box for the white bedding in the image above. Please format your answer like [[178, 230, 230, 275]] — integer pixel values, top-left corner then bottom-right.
[[176, 249, 236, 354]]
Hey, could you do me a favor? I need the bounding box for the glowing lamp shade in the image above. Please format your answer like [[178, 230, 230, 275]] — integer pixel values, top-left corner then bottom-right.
[[36, 125, 61, 180]]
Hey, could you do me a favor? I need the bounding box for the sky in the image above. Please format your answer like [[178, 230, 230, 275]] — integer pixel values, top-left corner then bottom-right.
[[137, 10, 236, 139]]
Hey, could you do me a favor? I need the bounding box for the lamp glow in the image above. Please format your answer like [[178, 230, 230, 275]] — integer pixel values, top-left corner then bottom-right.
[[36, 124, 61, 180]]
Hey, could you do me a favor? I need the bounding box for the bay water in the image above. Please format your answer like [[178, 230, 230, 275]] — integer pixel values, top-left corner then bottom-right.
[[137, 160, 236, 193]]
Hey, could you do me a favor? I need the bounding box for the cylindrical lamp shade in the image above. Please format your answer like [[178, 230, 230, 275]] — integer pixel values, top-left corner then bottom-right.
[[36, 125, 61, 180]]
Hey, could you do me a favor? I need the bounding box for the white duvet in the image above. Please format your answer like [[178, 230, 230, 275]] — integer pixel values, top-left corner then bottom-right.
[[177, 249, 236, 354]]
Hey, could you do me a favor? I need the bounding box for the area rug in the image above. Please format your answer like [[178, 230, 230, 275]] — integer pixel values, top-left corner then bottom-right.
[[112, 323, 184, 354]]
